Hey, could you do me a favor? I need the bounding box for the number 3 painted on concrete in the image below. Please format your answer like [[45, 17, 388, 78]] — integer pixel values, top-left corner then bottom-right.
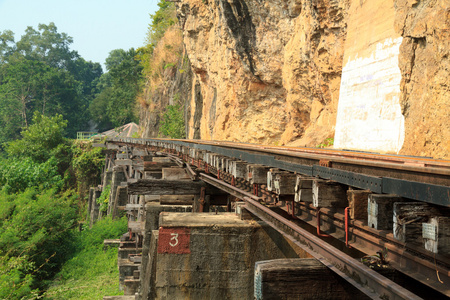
[[169, 233, 179, 247]]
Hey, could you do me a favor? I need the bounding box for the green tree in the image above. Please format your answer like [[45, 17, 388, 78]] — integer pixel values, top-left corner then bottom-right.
[[6, 112, 68, 162], [15, 23, 76, 69], [90, 48, 142, 131], [0, 23, 103, 142], [0, 30, 15, 63]]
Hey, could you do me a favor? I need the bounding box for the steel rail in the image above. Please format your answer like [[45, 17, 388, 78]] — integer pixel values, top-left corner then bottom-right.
[[199, 173, 422, 300], [194, 140, 450, 175]]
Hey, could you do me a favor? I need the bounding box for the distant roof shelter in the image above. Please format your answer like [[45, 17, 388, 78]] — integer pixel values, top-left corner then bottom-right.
[[76, 123, 140, 140], [97, 122, 140, 138]]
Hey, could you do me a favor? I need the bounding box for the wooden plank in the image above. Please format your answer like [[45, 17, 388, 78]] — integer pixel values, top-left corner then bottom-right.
[[347, 189, 371, 220], [128, 179, 226, 195], [132, 149, 147, 156], [152, 157, 172, 163], [125, 204, 143, 211], [312, 180, 348, 208], [144, 171, 162, 179], [93, 143, 106, 148], [106, 143, 120, 150], [117, 153, 129, 159], [115, 159, 132, 166]]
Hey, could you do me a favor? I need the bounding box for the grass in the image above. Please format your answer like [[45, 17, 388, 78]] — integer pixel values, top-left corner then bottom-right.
[[42, 217, 127, 300]]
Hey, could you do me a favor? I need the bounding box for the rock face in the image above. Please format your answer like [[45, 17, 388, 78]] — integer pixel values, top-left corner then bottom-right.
[[395, 0, 450, 159], [178, 0, 349, 146], [140, 52, 193, 138], [141, 0, 449, 159]]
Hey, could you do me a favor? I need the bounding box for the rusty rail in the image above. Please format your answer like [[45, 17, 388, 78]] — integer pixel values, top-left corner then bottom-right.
[[200, 173, 421, 300]]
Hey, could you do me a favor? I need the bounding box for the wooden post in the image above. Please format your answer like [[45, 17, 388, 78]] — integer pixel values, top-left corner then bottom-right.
[[231, 161, 247, 179], [193, 193, 210, 212]]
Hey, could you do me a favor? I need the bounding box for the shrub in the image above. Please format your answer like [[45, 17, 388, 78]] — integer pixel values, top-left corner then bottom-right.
[[96, 185, 111, 212], [159, 104, 185, 139]]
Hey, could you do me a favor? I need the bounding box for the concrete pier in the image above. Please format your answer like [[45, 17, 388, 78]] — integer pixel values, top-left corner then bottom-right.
[[148, 212, 310, 299]]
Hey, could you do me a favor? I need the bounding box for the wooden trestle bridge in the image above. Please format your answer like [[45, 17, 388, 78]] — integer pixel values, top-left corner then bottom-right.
[[97, 137, 450, 300]]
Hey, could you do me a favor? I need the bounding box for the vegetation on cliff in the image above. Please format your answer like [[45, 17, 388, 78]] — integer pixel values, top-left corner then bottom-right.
[[137, 0, 186, 139]]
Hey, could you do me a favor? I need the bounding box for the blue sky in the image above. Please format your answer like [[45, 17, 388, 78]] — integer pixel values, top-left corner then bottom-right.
[[0, 0, 160, 70]]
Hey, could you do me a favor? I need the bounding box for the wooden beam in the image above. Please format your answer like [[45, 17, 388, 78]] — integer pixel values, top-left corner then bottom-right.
[[312, 179, 348, 208], [127, 179, 226, 195], [368, 194, 403, 230], [144, 161, 178, 171], [347, 189, 371, 220], [294, 176, 314, 203], [247, 164, 270, 185], [160, 195, 194, 205], [274, 173, 297, 195]]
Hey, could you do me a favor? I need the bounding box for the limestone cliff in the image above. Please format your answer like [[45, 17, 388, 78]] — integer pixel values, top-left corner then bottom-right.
[[177, 0, 349, 146], [395, 0, 449, 158], [140, 0, 449, 159]]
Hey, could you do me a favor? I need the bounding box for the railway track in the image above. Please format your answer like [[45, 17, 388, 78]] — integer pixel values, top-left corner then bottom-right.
[[105, 137, 450, 299]]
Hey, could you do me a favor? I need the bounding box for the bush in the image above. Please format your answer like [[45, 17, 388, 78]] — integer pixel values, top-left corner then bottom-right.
[[0, 157, 63, 194], [0, 188, 78, 297], [5, 112, 68, 163], [43, 217, 127, 300], [159, 104, 185, 139], [96, 185, 111, 213]]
